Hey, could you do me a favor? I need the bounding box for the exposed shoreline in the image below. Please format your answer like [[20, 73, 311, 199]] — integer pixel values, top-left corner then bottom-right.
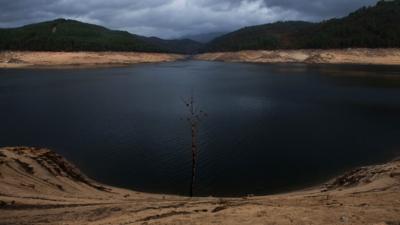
[[2, 49, 400, 69], [195, 48, 400, 65], [1, 146, 399, 225], [0, 51, 186, 68]]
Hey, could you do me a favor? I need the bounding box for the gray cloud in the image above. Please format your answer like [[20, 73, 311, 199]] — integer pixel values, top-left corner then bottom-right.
[[0, 0, 378, 39], [263, 0, 377, 19]]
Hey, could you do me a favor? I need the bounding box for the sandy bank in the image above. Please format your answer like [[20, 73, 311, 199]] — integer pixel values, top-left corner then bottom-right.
[[195, 49, 400, 65], [0, 51, 186, 68], [0, 147, 399, 225]]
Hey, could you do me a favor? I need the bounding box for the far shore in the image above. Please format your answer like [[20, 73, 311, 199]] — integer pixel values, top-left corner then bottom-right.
[[195, 48, 400, 66], [0, 51, 186, 68], [2, 49, 400, 69]]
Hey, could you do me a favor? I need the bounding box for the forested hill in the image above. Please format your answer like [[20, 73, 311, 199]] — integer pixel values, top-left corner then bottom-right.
[[1, 0, 399, 54], [203, 0, 400, 52], [140, 37, 204, 54], [0, 19, 203, 54], [203, 21, 314, 52]]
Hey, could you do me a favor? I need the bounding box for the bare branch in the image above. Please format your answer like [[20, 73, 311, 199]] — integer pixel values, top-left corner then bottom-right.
[[182, 92, 206, 197]]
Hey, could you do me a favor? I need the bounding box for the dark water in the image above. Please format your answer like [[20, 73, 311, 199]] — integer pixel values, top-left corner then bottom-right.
[[1, 61, 400, 197]]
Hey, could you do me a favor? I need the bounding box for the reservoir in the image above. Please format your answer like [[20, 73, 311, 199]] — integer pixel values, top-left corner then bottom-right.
[[1, 60, 400, 197]]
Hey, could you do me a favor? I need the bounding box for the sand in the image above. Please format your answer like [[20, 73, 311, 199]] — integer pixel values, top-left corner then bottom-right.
[[0, 51, 186, 68], [195, 49, 400, 65], [1, 146, 399, 225]]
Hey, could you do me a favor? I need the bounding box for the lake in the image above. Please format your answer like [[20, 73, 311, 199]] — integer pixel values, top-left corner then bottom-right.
[[1, 60, 400, 197]]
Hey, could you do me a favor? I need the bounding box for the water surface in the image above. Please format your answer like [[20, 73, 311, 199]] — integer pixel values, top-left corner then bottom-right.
[[1, 61, 400, 197]]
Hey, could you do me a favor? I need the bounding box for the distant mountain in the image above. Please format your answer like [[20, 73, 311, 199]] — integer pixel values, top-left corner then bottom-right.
[[203, 0, 400, 52], [203, 21, 314, 52], [142, 37, 204, 54], [1, 0, 399, 54], [182, 32, 227, 43], [0, 19, 202, 54], [294, 0, 400, 49]]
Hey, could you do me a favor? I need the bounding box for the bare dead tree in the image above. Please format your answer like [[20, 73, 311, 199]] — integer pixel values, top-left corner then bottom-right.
[[182, 94, 207, 197]]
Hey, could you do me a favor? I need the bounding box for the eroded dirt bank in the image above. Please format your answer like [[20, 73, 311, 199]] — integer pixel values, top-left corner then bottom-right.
[[195, 49, 400, 65], [0, 147, 399, 225], [0, 51, 186, 68], [2, 49, 400, 69]]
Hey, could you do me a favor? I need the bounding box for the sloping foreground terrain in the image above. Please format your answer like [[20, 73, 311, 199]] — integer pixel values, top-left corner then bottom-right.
[[0, 147, 399, 225]]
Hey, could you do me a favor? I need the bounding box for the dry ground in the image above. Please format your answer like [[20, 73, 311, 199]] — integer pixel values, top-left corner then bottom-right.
[[0, 51, 185, 68], [0, 147, 399, 225], [2, 49, 400, 69], [195, 49, 400, 65]]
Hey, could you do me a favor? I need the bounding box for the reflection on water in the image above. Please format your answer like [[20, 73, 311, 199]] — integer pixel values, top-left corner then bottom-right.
[[314, 64, 400, 88], [0, 61, 400, 197], [237, 96, 273, 112]]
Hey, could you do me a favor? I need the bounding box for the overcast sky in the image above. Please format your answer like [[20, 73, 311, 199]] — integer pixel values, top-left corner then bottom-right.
[[0, 0, 377, 39]]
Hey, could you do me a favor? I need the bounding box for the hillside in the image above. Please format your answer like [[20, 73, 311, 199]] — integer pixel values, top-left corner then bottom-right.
[[182, 32, 228, 43], [1, 1, 399, 55], [142, 37, 204, 54], [203, 0, 400, 52], [0, 19, 202, 54], [1, 147, 399, 224], [204, 21, 314, 52]]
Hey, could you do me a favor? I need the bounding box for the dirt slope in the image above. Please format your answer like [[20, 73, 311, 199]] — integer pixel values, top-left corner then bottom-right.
[[0, 51, 185, 68], [0, 147, 399, 225], [195, 49, 400, 65]]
